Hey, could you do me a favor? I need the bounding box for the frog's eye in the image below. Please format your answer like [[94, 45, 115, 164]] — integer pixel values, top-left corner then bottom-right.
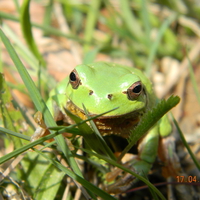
[[69, 69, 81, 89], [127, 81, 143, 100]]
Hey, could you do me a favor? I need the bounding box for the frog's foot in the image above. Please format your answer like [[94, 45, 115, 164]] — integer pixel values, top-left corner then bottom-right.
[[104, 153, 153, 194], [158, 135, 182, 178], [31, 111, 53, 142], [104, 166, 135, 194], [31, 111, 73, 142], [104, 155, 137, 194], [31, 126, 53, 142], [104, 126, 160, 194]]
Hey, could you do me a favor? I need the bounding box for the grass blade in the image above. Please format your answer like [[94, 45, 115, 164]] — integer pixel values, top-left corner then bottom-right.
[[145, 14, 177, 75], [0, 28, 85, 182], [81, 148, 166, 200], [120, 95, 180, 160], [20, 0, 45, 66], [83, 0, 101, 52], [172, 115, 200, 170]]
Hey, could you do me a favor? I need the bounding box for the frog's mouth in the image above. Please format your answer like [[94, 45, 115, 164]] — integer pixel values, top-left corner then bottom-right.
[[65, 101, 144, 138], [93, 111, 142, 138]]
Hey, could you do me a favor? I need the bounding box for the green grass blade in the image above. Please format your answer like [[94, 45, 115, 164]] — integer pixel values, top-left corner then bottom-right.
[[63, 106, 116, 160], [83, 0, 101, 52], [120, 0, 143, 39], [19, 151, 65, 200], [0, 117, 105, 164], [3, 23, 39, 69], [0, 28, 84, 179], [20, 0, 45, 66], [83, 104, 116, 160], [0, 123, 79, 163], [0, 127, 30, 141], [0, 128, 56, 164], [81, 148, 166, 200], [0, 11, 90, 44], [13, 0, 20, 13], [172, 115, 200, 170], [145, 14, 177, 75], [0, 28, 49, 120], [0, 38, 2, 73], [83, 47, 100, 64], [42, 0, 53, 36], [120, 95, 180, 159], [36, 149, 117, 200], [0, 73, 27, 147], [141, 0, 151, 46]]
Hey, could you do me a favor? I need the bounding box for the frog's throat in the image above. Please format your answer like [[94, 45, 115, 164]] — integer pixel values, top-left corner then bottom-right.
[[66, 100, 145, 138]]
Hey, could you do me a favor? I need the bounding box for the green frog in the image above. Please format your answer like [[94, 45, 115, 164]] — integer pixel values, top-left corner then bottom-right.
[[33, 62, 180, 194]]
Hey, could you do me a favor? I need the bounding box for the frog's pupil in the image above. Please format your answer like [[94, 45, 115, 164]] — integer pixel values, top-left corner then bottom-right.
[[70, 72, 76, 81], [133, 85, 141, 93]]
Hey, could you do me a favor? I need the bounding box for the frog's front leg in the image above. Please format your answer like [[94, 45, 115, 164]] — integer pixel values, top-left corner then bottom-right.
[[105, 125, 160, 194]]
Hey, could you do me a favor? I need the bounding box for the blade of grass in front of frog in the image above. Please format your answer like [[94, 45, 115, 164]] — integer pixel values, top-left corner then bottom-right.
[[50, 106, 118, 132], [119, 95, 180, 161], [49, 125, 81, 136], [142, 173, 159, 200], [47, 106, 118, 137], [0, 28, 75, 166], [35, 149, 117, 200], [172, 115, 200, 171], [0, 123, 80, 164], [0, 29, 96, 198], [0, 127, 65, 164], [0, 127, 30, 141], [63, 106, 116, 160], [82, 104, 116, 160], [49, 107, 118, 146], [81, 148, 166, 200]]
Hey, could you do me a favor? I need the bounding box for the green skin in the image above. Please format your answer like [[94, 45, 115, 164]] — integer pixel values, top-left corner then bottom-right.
[[48, 62, 156, 115], [46, 62, 172, 193]]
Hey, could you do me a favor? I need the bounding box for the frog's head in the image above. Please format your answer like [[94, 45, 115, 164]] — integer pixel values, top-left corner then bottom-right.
[[65, 62, 155, 137]]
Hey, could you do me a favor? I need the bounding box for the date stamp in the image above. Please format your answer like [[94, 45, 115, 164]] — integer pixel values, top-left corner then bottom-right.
[[176, 176, 199, 183]]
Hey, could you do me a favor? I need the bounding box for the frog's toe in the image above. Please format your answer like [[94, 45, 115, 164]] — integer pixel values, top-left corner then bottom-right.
[[104, 166, 136, 194]]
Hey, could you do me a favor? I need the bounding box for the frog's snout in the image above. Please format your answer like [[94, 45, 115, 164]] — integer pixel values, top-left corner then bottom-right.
[[88, 88, 115, 101]]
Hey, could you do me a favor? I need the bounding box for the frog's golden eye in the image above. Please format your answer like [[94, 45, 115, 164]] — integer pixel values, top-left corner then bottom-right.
[[69, 69, 81, 89], [127, 81, 143, 100]]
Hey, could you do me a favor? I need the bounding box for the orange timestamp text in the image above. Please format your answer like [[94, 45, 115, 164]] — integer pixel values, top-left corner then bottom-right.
[[176, 175, 199, 183]]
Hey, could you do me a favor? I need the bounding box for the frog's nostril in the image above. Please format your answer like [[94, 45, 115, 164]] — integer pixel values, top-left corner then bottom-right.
[[89, 90, 94, 95], [107, 94, 113, 100]]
